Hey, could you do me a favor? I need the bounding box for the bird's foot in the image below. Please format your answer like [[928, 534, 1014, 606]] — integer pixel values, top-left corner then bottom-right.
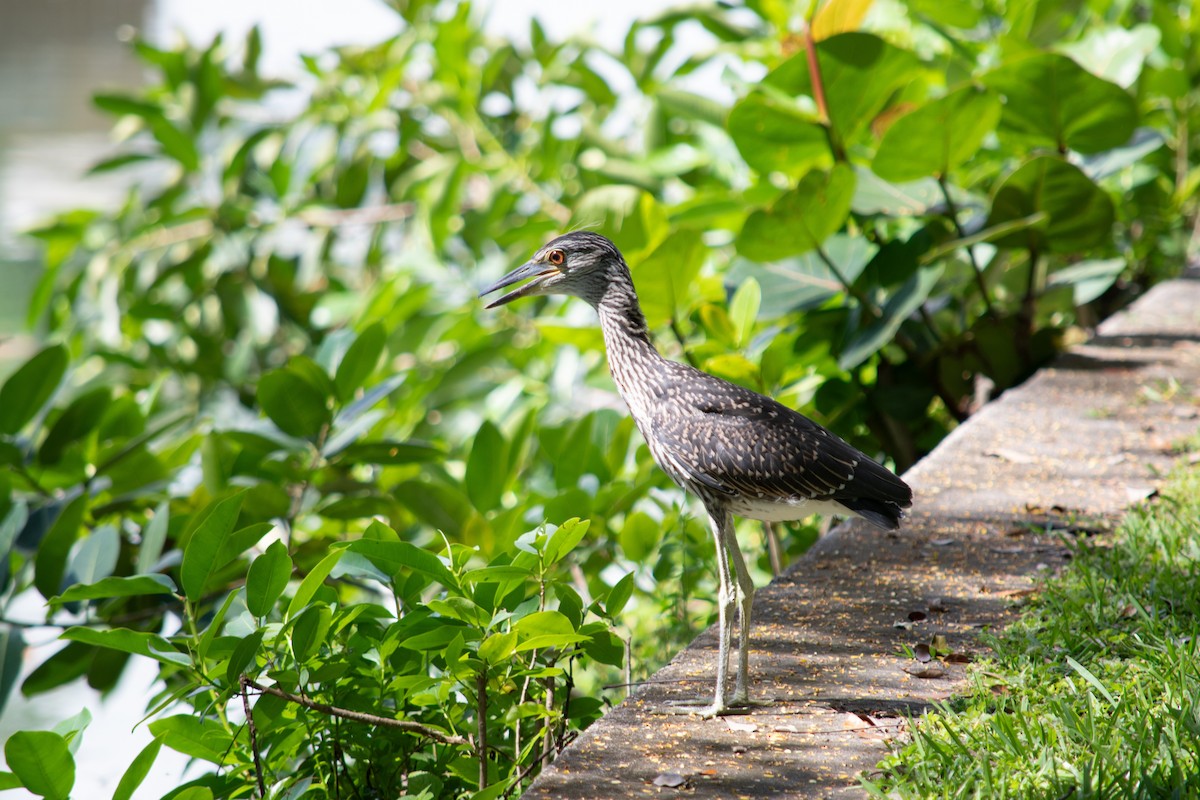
[[729, 693, 774, 710], [657, 698, 760, 718]]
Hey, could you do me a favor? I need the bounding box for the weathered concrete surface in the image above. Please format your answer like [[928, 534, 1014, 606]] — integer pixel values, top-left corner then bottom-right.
[[525, 270, 1200, 799]]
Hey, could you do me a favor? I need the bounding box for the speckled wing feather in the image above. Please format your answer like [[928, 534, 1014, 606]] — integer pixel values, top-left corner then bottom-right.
[[647, 363, 912, 527]]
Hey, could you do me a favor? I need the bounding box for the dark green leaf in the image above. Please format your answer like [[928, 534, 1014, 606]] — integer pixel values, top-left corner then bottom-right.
[[285, 549, 344, 619], [258, 367, 332, 439], [839, 265, 943, 369], [246, 541, 292, 618], [39, 387, 111, 464], [605, 572, 635, 618], [985, 156, 1114, 252], [61, 627, 190, 667], [984, 53, 1138, 154], [344, 538, 459, 591], [0, 344, 68, 434], [4, 731, 74, 800], [225, 629, 265, 685], [1047, 258, 1126, 305], [34, 496, 86, 601], [0, 627, 24, 717], [873, 86, 1002, 181], [333, 322, 386, 401], [180, 492, 245, 602], [330, 439, 443, 465], [632, 228, 706, 328], [289, 604, 332, 662], [736, 165, 856, 261], [52, 574, 177, 608]]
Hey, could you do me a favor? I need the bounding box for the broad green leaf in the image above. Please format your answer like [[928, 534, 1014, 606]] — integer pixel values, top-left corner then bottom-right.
[[985, 156, 1114, 252], [285, 549, 344, 619], [180, 492, 245, 602], [850, 167, 942, 216], [513, 632, 589, 653], [333, 322, 386, 401], [290, 604, 332, 662], [632, 228, 706, 328], [605, 572, 635, 617], [196, 587, 241, 663], [34, 496, 86, 601], [246, 541, 292, 617], [514, 610, 575, 637], [729, 277, 761, 347], [112, 736, 163, 800], [1060, 24, 1160, 89], [619, 511, 661, 561], [147, 715, 231, 763], [905, 0, 980, 27], [462, 565, 535, 584], [0, 344, 68, 434], [61, 627, 190, 667], [764, 33, 921, 146], [344, 538, 459, 591], [726, 92, 831, 176], [984, 52, 1138, 154], [225, 629, 265, 684], [838, 265, 943, 369], [330, 439, 442, 465], [736, 165, 857, 261], [581, 627, 626, 667], [4, 731, 74, 800], [0, 627, 24, 717], [465, 421, 508, 512], [257, 366, 332, 439], [727, 234, 876, 318], [544, 518, 590, 566], [478, 631, 517, 664], [0, 773, 21, 790], [873, 87, 1002, 182], [20, 643, 90, 697], [92, 93, 161, 119], [0, 501, 28, 559], [570, 186, 668, 261], [66, 525, 119, 587], [215, 522, 273, 566], [51, 574, 177, 608], [1047, 258, 1126, 305], [38, 386, 111, 464]]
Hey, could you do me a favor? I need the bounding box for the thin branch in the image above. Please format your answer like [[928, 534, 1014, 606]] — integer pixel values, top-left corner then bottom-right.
[[937, 176, 996, 318], [240, 677, 468, 746], [814, 244, 880, 318], [802, 23, 846, 162], [477, 669, 489, 791], [241, 680, 268, 798]]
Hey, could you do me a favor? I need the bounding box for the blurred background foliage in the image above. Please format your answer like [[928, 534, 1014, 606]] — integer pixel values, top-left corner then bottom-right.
[[0, 0, 1197, 796]]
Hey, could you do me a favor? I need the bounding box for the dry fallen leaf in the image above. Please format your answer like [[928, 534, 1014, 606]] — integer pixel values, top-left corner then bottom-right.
[[725, 718, 758, 733], [904, 666, 946, 679]]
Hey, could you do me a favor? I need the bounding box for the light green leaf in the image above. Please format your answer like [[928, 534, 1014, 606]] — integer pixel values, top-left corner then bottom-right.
[[873, 86, 1002, 182], [146, 715, 231, 763], [727, 92, 831, 176], [478, 631, 518, 664], [112, 737, 163, 800], [1047, 258, 1126, 305], [465, 421, 508, 512], [180, 492, 245, 602], [66, 525, 120, 587], [258, 366, 332, 439], [135, 501, 170, 575], [344, 538, 458, 591], [570, 186, 668, 261], [246, 541, 292, 618], [605, 572, 635, 617], [334, 322, 386, 402], [736, 165, 857, 262], [544, 518, 590, 566], [729, 277, 761, 348], [51, 574, 177, 608], [61, 627, 190, 667], [4, 731, 74, 800], [0, 344, 68, 434], [285, 549, 344, 620]]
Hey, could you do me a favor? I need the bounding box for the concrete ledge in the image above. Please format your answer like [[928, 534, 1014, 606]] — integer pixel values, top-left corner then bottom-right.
[[525, 271, 1200, 799]]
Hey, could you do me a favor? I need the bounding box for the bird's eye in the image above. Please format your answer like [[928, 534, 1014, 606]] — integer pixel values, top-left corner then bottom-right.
[[547, 249, 565, 266]]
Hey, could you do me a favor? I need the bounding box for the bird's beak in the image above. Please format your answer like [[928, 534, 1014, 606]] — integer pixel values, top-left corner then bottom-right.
[[478, 260, 560, 309]]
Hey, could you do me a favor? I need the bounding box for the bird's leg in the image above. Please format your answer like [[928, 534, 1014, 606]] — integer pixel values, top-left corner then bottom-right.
[[725, 526, 770, 708], [663, 507, 739, 717]]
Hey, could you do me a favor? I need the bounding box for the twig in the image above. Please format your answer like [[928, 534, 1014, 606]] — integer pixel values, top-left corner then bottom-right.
[[240, 677, 467, 746], [937, 176, 996, 318], [240, 679, 267, 798], [477, 669, 489, 791], [802, 23, 846, 162], [668, 318, 699, 368]]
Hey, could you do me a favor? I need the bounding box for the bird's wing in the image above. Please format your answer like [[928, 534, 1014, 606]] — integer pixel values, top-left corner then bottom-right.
[[650, 366, 911, 509]]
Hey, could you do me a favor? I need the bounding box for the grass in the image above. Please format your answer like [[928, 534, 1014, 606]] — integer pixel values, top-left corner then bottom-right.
[[865, 463, 1200, 800]]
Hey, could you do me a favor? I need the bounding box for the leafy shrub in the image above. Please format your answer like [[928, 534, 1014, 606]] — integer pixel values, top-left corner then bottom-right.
[[0, 0, 1195, 797]]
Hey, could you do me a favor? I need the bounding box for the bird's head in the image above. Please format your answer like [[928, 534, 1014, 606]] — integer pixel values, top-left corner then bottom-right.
[[479, 231, 627, 309]]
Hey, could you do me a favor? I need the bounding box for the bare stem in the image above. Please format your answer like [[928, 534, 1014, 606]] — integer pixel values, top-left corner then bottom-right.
[[241, 680, 268, 798], [937, 176, 996, 318]]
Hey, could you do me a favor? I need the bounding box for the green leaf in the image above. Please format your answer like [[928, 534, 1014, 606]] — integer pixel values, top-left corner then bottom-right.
[[764, 32, 921, 146], [51, 574, 177, 609], [0, 627, 25, 717], [1065, 655, 1116, 705], [147, 114, 200, 171], [147, 715, 231, 763], [112, 736, 163, 800], [4, 731, 74, 800], [839, 265, 943, 369], [605, 572, 635, 618], [180, 492, 245, 602], [619, 512, 661, 561], [225, 629, 265, 684], [61, 627, 190, 667], [39, 386, 111, 464], [0, 773, 21, 790], [873, 86, 1002, 182], [850, 167, 942, 217], [465, 421, 508, 512], [1047, 258, 1126, 305], [478, 631, 517, 664], [985, 156, 1114, 253], [334, 322, 386, 402], [984, 52, 1138, 154], [0, 344, 68, 434], [34, 496, 87, 601], [727, 92, 831, 176], [92, 93, 161, 119], [258, 366, 332, 439], [632, 228, 706, 328], [66, 525, 119, 587], [136, 501, 170, 575], [736, 165, 857, 262], [286, 549, 344, 619], [729, 277, 761, 348], [344, 538, 459, 591], [289, 604, 332, 662], [905, 0, 980, 27], [246, 541, 292, 617], [330, 439, 443, 465], [544, 518, 590, 566]]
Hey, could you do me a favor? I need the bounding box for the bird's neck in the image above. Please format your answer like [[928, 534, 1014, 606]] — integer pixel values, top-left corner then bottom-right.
[[593, 275, 664, 398]]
